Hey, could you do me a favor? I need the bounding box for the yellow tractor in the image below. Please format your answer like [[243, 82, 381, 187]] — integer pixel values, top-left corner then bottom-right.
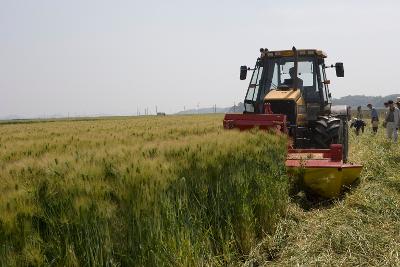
[[224, 47, 361, 197]]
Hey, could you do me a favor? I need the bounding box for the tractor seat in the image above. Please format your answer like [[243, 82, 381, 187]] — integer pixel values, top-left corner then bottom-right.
[[278, 84, 290, 90], [283, 78, 304, 90]]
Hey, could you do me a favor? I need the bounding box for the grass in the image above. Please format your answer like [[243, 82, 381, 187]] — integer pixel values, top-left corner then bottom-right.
[[245, 124, 400, 266], [0, 114, 289, 266]]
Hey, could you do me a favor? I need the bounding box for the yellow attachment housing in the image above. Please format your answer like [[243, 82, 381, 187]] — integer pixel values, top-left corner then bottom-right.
[[287, 165, 362, 198], [265, 88, 302, 102], [264, 89, 307, 126]]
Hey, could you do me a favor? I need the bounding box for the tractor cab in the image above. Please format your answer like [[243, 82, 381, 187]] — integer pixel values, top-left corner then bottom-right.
[[241, 48, 344, 123]]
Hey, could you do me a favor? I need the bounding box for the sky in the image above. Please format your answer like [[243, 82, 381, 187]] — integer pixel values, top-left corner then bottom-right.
[[1, 0, 400, 117]]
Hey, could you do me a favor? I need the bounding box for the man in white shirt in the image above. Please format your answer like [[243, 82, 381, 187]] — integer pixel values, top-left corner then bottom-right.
[[397, 100, 400, 129], [385, 100, 400, 142]]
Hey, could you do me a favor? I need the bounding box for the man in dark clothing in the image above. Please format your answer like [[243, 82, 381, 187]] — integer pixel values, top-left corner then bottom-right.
[[350, 118, 366, 135]]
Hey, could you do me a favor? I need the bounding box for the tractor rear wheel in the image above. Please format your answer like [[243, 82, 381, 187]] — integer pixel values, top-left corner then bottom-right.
[[313, 116, 341, 148], [312, 116, 348, 162]]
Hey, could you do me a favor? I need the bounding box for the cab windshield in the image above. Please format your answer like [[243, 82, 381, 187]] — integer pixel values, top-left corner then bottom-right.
[[244, 56, 331, 113], [264, 57, 316, 93]]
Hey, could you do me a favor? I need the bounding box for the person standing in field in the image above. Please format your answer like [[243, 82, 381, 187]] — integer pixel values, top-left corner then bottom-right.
[[384, 102, 389, 115], [367, 103, 379, 134], [383, 102, 389, 126], [383, 103, 389, 129], [384, 100, 400, 142], [356, 105, 363, 120], [384, 102, 389, 109]]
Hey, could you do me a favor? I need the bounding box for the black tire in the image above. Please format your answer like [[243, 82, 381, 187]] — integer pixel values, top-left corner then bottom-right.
[[313, 116, 340, 148], [312, 116, 348, 162]]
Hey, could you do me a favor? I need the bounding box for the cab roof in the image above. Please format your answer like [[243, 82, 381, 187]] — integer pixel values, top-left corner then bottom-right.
[[260, 49, 327, 58]]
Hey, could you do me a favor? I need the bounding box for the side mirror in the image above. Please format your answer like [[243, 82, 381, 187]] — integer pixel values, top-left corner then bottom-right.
[[335, 62, 344, 77], [240, 65, 248, 80]]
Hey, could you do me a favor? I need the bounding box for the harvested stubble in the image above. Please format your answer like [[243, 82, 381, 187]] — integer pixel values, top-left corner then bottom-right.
[[245, 124, 400, 267], [0, 115, 289, 266]]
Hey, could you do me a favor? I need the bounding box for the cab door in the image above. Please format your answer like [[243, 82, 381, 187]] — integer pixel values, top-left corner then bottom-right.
[[244, 64, 264, 113]]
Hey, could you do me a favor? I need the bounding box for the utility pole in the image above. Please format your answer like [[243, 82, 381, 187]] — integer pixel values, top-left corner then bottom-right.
[[197, 103, 200, 114], [156, 106, 158, 114]]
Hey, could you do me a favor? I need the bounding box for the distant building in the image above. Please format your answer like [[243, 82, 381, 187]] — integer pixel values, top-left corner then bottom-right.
[[157, 112, 166, 116]]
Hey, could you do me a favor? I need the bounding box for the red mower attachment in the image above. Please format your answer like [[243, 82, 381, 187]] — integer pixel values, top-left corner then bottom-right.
[[286, 144, 362, 198], [223, 109, 362, 198], [223, 113, 288, 134]]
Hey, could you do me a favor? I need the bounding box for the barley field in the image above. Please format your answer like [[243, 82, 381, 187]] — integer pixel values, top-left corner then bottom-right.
[[0, 115, 288, 266], [1, 115, 399, 266]]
